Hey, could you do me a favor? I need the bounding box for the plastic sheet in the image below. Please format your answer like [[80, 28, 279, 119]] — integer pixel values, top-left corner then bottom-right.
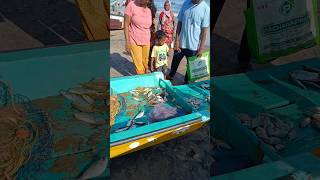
[[147, 103, 180, 123]]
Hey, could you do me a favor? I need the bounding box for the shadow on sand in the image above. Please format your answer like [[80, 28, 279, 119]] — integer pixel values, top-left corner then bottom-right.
[[0, 0, 85, 46]]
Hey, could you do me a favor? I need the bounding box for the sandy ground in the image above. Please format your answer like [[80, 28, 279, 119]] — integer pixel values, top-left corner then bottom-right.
[[0, 0, 85, 52]]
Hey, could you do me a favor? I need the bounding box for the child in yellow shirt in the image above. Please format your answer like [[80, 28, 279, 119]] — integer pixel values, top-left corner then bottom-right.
[[151, 30, 170, 78]]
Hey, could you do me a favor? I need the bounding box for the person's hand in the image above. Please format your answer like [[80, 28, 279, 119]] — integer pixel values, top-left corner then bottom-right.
[[153, 18, 157, 26], [196, 47, 205, 57], [174, 40, 181, 52], [150, 64, 155, 72]]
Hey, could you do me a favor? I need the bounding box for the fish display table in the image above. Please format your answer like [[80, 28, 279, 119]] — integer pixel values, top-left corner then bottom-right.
[[110, 73, 210, 159], [212, 58, 320, 177], [0, 41, 109, 179]]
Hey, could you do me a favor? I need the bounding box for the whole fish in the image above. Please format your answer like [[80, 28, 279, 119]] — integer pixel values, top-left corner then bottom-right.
[[312, 113, 320, 121], [74, 113, 97, 124], [78, 157, 108, 180], [287, 129, 297, 140], [255, 127, 281, 145], [300, 117, 312, 128], [72, 102, 96, 113], [81, 94, 95, 105], [60, 90, 87, 104], [274, 144, 285, 152], [312, 107, 320, 114], [312, 120, 320, 130]]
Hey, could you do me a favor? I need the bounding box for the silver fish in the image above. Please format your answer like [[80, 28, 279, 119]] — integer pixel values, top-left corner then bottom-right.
[[267, 122, 290, 138], [78, 157, 108, 180], [311, 120, 320, 130], [312, 107, 320, 114], [69, 87, 97, 95], [134, 110, 144, 119], [268, 137, 282, 145], [60, 90, 87, 104], [312, 113, 320, 121], [287, 129, 297, 140], [300, 117, 312, 128], [274, 144, 285, 151], [255, 127, 281, 145], [72, 102, 95, 113], [81, 94, 95, 105], [73, 113, 97, 124]]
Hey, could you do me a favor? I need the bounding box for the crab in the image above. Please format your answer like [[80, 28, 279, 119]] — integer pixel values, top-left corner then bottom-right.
[[289, 65, 320, 89], [300, 106, 320, 130]]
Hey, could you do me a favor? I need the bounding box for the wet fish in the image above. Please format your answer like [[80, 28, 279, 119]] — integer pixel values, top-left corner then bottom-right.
[[78, 157, 108, 180], [255, 127, 281, 145], [81, 94, 95, 105], [74, 113, 97, 124], [312, 107, 320, 114], [311, 120, 320, 130], [72, 102, 95, 113], [267, 126, 288, 138], [312, 113, 320, 121], [287, 129, 297, 140], [60, 90, 87, 104], [274, 144, 285, 152], [69, 87, 97, 95], [300, 117, 312, 128]]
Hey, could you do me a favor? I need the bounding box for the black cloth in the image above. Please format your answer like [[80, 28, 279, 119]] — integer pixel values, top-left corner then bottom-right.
[[169, 48, 197, 83]]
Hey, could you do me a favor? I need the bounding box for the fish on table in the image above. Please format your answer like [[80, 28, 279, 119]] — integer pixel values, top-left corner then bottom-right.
[[78, 157, 108, 180]]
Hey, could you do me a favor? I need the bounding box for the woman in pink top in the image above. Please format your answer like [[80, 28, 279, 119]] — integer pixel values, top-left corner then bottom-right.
[[124, 0, 153, 74]]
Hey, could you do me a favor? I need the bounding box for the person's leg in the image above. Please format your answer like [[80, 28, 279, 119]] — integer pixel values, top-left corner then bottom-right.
[[183, 49, 198, 83], [129, 45, 144, 74], [162, 65, 168, 79], [148, 45, 154, 72], [168, 50, 186, 79], [142, 45, 151, 74]]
